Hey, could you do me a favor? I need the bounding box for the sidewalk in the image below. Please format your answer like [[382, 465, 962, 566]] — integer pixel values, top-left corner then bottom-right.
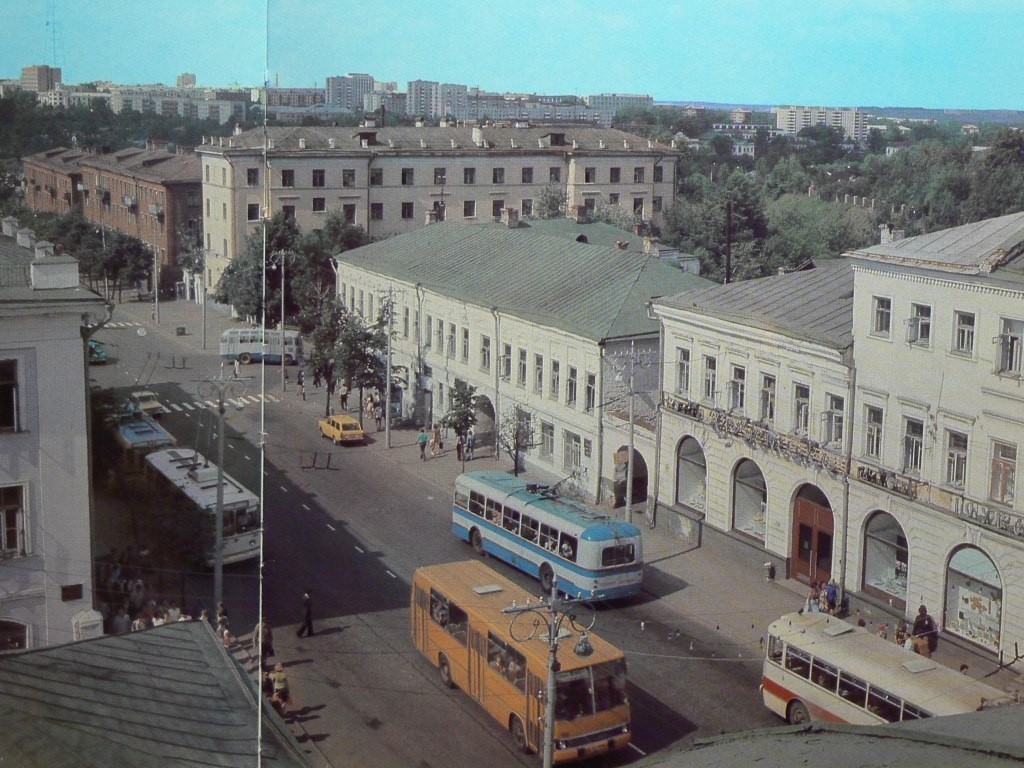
[[124, 295, 1024, 701]]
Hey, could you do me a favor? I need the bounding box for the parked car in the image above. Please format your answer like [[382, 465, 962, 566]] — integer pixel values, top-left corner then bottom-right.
[[129, 390, 167, 418], [318, 413, 365, 444], [87, 339, 107, 364]]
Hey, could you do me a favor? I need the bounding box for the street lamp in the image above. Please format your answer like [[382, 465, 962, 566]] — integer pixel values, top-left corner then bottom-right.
[[502, 577, 596, 768], [268, 250, 295, 392], [197, 376, 246, 612], [608, 340, 654, 517]]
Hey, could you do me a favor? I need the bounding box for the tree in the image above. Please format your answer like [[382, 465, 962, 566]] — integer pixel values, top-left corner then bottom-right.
[[441, 380, 478, 469], [214, 212, 299, 322], [496, 406, 537, 477], [300, 290, 347, 418], [534, 183, 567, 219]]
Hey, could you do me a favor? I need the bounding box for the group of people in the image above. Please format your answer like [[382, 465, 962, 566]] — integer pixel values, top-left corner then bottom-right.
[[363, 394, 385, 430], [417, 423, 475, 461], [803, 579, 839, 615]]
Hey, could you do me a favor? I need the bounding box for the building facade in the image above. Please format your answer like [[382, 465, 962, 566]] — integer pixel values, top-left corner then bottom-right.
[[196, 124, 680, 287], [333, 218, 710, 502], [20, 65, 61, 92], [0, 216, 107, 651], [771, 105, 868, 143]]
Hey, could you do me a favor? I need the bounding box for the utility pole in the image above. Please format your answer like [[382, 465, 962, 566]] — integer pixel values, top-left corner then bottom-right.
[[384, 288, 394, 449], [270, 250, 293, 391]]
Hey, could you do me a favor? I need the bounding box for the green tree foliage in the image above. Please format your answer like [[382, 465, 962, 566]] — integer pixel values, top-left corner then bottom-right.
[[441, 380, 478, 469], [496, 406, 536, 477], [534, 183, 567, 219]]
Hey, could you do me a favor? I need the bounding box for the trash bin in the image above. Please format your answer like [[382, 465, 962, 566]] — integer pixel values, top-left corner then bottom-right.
[[176, 326, 186, 336]]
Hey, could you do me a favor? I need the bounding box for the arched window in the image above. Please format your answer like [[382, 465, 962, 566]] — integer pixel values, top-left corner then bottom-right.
[[675, 437, 706, 511], [733, 459, 767, 541], [0, 620, 27, 652], [944, 546, 1001, 652], [861, 512, 908, 609]]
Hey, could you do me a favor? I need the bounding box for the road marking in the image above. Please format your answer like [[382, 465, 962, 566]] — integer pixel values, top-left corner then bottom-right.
[[205, 400, 217, 409], [326, 523, 336, 532], [301, 503, 310, 511], [265, 394, 279, 402], [227, 442, 235, 449], [279, 485, 288, 493], [354, 546, 364, 554], [244, 455, 252, 461], [169, 403, 183, 411], [628, 744, 647, 756], [385, 570, 396, 579], [181, 402, 194, 410]]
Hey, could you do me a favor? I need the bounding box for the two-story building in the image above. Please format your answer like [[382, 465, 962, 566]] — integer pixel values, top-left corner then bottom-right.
[[0, 216, 107, 650], [197, 123, 681, 288], [334, 216, 710, 503]]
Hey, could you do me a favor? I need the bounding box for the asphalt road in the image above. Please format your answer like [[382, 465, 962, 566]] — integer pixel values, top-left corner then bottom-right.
[[88, 313, 776, 768]]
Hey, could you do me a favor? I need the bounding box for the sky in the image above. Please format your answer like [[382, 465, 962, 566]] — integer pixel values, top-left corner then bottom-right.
[[4, 1, 1023, 111]]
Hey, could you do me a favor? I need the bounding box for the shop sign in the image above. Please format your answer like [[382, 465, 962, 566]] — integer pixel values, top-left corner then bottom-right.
[[952, 496, 1024, 541]]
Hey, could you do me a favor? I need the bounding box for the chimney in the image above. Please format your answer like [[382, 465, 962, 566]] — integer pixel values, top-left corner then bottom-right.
[[328, 137, 335, 149], [299, 138, 306, 149], [472, 127, 484, 147], [2, 216, 18, 237], [614, 240, 628, 250], [30, 244, 80, 290], [425, 209, 439, 225], [500, 208, 519, 228], [571, 205, 588, 223], [16, 228, 36, 250]]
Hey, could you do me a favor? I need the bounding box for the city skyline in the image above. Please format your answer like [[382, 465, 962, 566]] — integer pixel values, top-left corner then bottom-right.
[[4, 1, 1024, 111]]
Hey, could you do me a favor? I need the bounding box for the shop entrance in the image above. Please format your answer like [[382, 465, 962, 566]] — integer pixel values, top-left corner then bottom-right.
[[791, 485, 834, 586]]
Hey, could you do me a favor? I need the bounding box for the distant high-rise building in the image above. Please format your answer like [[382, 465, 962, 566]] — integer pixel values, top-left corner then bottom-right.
[[326, 73, 375, 110], [21, 64, 61, 93], [176, 73, 197, 88], [406, 79, 439, 118], [771, 105, 868, 143], [583, 93, 654, 124]]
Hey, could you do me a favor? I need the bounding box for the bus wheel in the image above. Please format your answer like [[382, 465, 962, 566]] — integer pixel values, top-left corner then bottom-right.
[[539, 563, 554, 594], [438, 654, 455, 688], [470, 529, 485, 556], [787, 700, 810, 725], [238, 353, 252, 365], [510, 716, 531, 754], [284, 354, 294, 365]]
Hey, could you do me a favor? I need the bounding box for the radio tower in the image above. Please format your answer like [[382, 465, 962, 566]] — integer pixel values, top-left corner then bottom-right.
[[45, 0, 66, 70]]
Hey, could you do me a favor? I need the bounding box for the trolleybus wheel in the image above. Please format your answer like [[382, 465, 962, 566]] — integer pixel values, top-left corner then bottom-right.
[[510, 716, 531, 754], [470, 528, 485, 556], [539, 563, 554, 594], [439, 654, 455, 688], [787, 700, 810, 725], [238, 352, 252, 365]]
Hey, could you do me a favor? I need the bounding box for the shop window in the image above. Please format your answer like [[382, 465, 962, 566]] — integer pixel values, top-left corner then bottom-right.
[[861, 511, 908, 609], [944, 546, 1002, 651]]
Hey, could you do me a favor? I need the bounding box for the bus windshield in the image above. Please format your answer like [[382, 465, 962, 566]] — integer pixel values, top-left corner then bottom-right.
[[556, 659, 628, 719]]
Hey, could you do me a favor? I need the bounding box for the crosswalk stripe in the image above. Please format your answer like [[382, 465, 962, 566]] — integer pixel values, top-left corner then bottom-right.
[[264, 394, 279, 402], [181, 402, 194, 410], [205, 400, 217, 408], [243, 395, 260, 403], [169, 403, 183, 411]]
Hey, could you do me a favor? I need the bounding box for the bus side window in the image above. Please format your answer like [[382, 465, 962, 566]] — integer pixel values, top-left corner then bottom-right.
[[784, 647, 811, 679], [838, 671, 867, 708], [767, 635, 784, 663], [540, 524, 558, 552], [559, 533, 577, 562], [866, 687, 902, 722], [454, 489, 469, 510], [469, 491, 485, 516], [503, 508, 520, 534], [811, 659, 838, 693], [521, 515, 539, 543], [486, 499, 502, 523]]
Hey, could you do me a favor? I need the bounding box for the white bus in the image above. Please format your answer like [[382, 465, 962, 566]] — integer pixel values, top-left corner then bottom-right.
[[144, 448, 261, 566], [219, 327, 302, 366], [452, 471, 644, 600], [762, 611, 1018, 725]]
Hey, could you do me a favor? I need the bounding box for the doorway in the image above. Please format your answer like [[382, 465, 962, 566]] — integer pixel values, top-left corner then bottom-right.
[[791, 485, 834, 586]]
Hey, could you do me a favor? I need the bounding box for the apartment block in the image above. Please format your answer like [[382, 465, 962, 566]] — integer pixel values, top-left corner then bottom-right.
[[771, 105, 868, 143], [21, 65, 61, 93]]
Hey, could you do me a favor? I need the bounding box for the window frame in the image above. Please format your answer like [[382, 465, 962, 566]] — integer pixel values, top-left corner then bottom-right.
[[872, 296, 892, 337]]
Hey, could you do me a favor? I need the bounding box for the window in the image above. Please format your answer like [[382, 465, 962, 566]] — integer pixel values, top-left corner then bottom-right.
[[342, 204, 355, 223], [824, 394, 845, 444], [0, 361, 19, 432], [521, 199, 533, 217], [370, 202, 383, 220], [0, 486, 25, 556], [433, 167, 447, 186], [997, 318, 1023, 376], [567, 366, 578, 407], [401, 168, 414, 185], [729, 366, 746, 411], [463, 200, 476, 218], [903, 418, 924, 474], [492, 199, 504, 218], [794, 384, 810, 434], [585, 373, 596, 412], [608, 193, 620, 205], [281, 169, 294, 187], [462, 167, 475, 185], [447, 323, 456, 358], [312, 169, 325, 187], [521, 167, 533, 184], [534, 354, 544, 393], [246, 203, 260, 221], [401, 202, 414, 220], [540, 422, 554, 457], [517, 348, 527, 386], [313, 197, 326, 213], [500, 343, 511, 380], [872, 296, 892, 336], [990, 441, 1016, 505], [584, 167, 596, 183], [675, 348, 690, 395], [633, 198, 644, 216], [946, 431, 968, 488], [633, 167, 645, 183], [953, 311, 975, 355], [549, 167, 561, 183], [492, 167, 505, 184], [402, 307, 410, 338], [205, 165, 210, 182], [222, 202, 227, 219], [480, 335, 491, 371], [653, 196, 663, 213], [760, 374, 776, 422], [584, 198, 596, 213], [550, 360, 560, 400], [206, 198, 210, 217], [564, 430, 582, 470], [703, 356, 717, 402], [246, 167, 259, 186], [282, 205, 295, 220], [610, 167, 621, 183], [370, 168, 383, 186], [865, 406, 884, 460], [435, 318, 443, 350], [653, 165, 664, 183], [221, 167, 226, 185], [340, 169, 355, 188], [907, 303, 932, 345]]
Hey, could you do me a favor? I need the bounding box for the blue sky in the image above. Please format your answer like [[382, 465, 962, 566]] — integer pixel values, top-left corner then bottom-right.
[[4, 1, 1022, 110]]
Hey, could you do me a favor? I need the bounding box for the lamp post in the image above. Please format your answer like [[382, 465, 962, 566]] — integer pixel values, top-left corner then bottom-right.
[[197, 376, 246, 612], [502, 577, 596, 768], [151, 242, 160, 324], [609, 341, 654, 516], [269, 250, 294, 391]]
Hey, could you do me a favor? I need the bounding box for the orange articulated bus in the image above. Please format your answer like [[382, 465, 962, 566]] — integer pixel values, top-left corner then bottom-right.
[[411, 560, 632, 764]]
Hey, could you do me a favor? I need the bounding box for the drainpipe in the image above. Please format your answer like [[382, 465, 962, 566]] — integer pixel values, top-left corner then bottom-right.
[[647, 302, 664, 529], [492, 308, 501, 460], [595, 341, 606, 504], [839, 359, 857, 610]]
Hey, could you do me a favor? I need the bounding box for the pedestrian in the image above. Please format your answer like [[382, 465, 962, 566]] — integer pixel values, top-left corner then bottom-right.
[[804, 581, 820, 613], [895, 618, 910, 648], [373, 400, 383, 430], [339, 386, 348, 410], [254, 618, 275, 666], [417, 426, 429, 460], [430, 423, 443, 456], [270, 663, 291, 716], [233, 358, 240, 378], [465, 426, 475, 461], [456, 432, 464, 461], [296, 590, 314, 638], [911, 604, 938, 657], [825, 579, 838, 615], [296, 369, 305, 400]]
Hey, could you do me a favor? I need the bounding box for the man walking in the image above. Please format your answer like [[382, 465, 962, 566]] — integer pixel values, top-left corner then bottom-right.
[[296, 369, 305, 400], [296, 590, 314, 637], [417, 426, 429, 460], [911, 604, 938, 657]]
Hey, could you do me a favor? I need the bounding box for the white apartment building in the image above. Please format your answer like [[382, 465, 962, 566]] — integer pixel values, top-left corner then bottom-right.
[[653, 263, 856, 588], [333, 217, 710, 503], [652, 213, 1024, 659], [771, 105, 868, 143], [196, 124, 680, 287], [326, 73, 375, 110], [0, 216, 107, 651]]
